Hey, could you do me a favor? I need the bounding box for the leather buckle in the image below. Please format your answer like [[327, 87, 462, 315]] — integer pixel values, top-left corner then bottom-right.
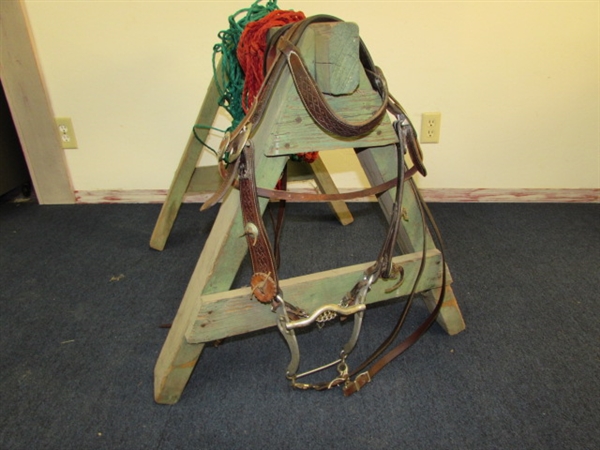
[[343, 371, 372, 396]]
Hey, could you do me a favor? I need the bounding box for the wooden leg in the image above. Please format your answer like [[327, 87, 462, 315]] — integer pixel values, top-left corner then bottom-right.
[[154, 188, 244, 403], [356, 145, 466, 335], [421, 285, 465, 336], [150, 75, 221, 251], [154, 149, 288, 404], [310, 155, 354, 226], [154, 340, 206, 405]]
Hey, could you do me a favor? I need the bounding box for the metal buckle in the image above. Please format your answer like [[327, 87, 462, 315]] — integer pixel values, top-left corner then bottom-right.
[[216, 131, 231, 161], [221, 122, 252, 164]]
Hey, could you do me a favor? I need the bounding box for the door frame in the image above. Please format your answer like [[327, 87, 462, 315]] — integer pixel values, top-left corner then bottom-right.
[[0, 0, 75, 204]]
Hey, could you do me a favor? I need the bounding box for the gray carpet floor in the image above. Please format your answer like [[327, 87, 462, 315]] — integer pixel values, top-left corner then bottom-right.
[[0, 200, 598, 449]]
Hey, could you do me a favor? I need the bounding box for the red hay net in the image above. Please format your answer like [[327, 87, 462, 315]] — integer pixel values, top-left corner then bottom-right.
[[237, 9, 319, 164]]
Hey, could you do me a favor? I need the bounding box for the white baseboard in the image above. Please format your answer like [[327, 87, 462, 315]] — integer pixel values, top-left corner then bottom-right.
[[74, 188, 599, 204]]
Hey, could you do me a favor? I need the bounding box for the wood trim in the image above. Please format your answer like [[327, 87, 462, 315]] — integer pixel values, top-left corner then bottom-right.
[[75, 189, 203, 205], [75, 187, 599, 204], [0, 0, 75, 204], [420, 188, 599, 203]]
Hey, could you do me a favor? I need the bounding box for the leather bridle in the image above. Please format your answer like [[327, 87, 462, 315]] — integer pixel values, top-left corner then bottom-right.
[[201, 15, 445, 395]]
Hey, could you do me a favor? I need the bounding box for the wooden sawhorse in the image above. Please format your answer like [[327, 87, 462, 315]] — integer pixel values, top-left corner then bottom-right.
[[153, 21, 465, 404]]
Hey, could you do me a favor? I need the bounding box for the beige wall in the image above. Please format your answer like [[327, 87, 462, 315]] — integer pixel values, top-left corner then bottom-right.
[[23, 0, 599, 191]]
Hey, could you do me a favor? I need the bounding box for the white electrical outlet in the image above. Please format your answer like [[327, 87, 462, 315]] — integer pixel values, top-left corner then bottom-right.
[[55, 117, 78, 149], [420, 112, 441, 144]]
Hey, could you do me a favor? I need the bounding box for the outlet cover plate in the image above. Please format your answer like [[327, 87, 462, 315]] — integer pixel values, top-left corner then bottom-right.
[[55, 117, 78, 149], [420, 112, 441, 144]]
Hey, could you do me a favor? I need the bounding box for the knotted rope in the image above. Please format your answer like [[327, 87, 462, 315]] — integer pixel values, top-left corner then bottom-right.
[[199, 0, 318, 163], [237, 9, 306, 114], [211, 0, 280, 129], [236, 8, 318, 163]]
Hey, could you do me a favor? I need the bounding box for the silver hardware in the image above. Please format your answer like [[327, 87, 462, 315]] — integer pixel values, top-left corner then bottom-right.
[[274, 266, 380, 390], [217, 131, 231, 161], [316, 309, 338, 325], [242, 222, 259, 246], [384, 263, 405, 294], [222, 122, 253, 163], [274, 294, 301, 377], [294, 358, 342, 380], [341, 270, 375, 355], [401, 207, 409, 221], [346, 371, 372, 393], [325, 360, 350, 390], [285, 303, 366, 330]]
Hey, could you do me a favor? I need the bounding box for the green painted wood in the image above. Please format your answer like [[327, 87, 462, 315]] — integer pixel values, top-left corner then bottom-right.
[[154, 53, 297, 403], [266, 68, 396, 156], [187, 166, 224, 194], [186, 249, 447, 343], [264, 25, 395, 157], [152, 22, 384, 250], [313, 22, 360, 95], [149, 69, 221, 251], [154, 152, 289, 404], [310, 155, 354, 225], [268, 22, 359, 96], [357, 146, 435, 253], [426, 285, 465, 336], [356, 147, 465, 334]]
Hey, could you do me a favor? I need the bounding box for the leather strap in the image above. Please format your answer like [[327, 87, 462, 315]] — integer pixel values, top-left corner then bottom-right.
[[271, 165, 288, 269], [388, 94, 427, 177], [342, 182, 447, 396], [231, 165, 417, 203], [202, 15, 392, 209], [371, 118, 408, 280], [277, 35, 389, 137], [200, 155, 241, 211], [238, 142, 279, 303]]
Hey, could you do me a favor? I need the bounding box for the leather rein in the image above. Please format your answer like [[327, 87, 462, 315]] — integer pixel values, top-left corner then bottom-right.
[[201, 15, 446, 395]]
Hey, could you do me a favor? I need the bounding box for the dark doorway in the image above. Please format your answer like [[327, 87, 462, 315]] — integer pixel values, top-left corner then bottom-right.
[[0, 80, 31, 200]]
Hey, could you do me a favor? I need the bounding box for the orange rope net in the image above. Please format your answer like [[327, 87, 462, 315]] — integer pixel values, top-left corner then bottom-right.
[[237, 10, 305, 113]]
